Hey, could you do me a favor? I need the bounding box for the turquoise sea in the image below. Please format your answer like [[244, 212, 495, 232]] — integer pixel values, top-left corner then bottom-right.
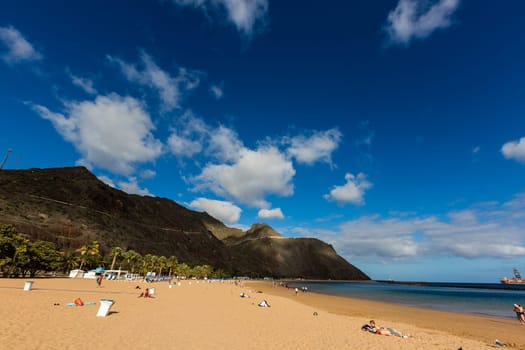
[[287, 281, 525, 320]]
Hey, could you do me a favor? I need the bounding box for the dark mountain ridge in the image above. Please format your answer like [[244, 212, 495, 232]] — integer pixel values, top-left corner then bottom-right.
[[0, 166, 369, 280]]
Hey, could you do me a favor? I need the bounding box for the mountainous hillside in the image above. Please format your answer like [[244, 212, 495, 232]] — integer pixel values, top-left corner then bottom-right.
[[225, 224, 369, 280], [0, 167, 370, 280]]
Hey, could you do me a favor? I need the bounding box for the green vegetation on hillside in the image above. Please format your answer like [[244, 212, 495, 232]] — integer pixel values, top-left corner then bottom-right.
[[0, 224, 228, 279]]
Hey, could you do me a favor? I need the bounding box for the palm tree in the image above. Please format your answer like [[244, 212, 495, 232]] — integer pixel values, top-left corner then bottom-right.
[[142, 254, 154, 276], [61, 250, 80, 273], [166, 255, 178, 277], [157, 256, 167, 276], [122, 250, 141, 273], [76, 240, 100, 270], [177, 262, 191, 279], [109, 246, 122, 271]]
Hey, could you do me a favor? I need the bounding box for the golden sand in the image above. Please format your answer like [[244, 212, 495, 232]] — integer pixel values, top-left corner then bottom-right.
[[0, 278, 523, 349]]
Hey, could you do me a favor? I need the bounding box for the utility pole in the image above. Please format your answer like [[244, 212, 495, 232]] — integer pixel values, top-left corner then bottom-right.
[[0, 148, 12, 170]]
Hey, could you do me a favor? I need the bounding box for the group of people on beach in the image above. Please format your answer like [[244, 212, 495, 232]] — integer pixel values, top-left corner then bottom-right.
[[136, 286, 154, 298]]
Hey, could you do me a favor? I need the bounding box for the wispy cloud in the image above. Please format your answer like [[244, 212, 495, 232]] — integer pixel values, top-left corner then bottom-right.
[[67, 69, 97, 95], [502, 137, 525, 164], [313, 194, 525, 262], [190, 197, 242, 224], [324, 172, 372, 206], [97, 175, 116, 188], [117, 177, 153, 196], [209, 83, 224, 99], [108, 51, 200, 111], [285, 128, 342, 167], [0, 26, 42, 64], [384, 0, 460, 46], [171, 0, 268, 37], [30, 93, 163, 175]]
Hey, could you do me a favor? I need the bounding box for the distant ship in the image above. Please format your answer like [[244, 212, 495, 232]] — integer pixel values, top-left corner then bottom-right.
[[501, 268, 525, 284]]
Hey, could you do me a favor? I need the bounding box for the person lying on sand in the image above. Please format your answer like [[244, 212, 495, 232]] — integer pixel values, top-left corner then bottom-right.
[[258, 300, 270, 307], [361, 320, 409, 338]]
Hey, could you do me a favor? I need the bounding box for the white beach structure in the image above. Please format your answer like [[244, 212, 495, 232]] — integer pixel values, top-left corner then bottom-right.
[[102, 270, 129, 280], [68, 269, 85, 278]]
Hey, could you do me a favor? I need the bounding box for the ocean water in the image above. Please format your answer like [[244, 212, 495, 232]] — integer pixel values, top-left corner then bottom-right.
[[287, 281, 525, 320]]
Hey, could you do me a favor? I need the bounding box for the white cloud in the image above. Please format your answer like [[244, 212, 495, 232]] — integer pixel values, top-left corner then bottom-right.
[[172, 0, 268, 36], [324, 172, 372, 205], [0, 26, 42, 64], [285, 128, 342, 166], [210, 84, 224, 99], [168, 133, 204, 158], [118, 177, 153, 196], [167, 114, 297, 208], [258, 208, 284, 220], [167, 112, 208, 158], [206, 125, 244, 162], [502, 137, 525, 164], [97, 175, 115, 188], [68, 70, 97, 95], [193, 145, 295, 208], [108, 52, 200, 110], [384, 0, 460, 46], [98, 174, 152, 196], [30, 94, 163, 175], [168, 115, 243, 162], [167, 113, 347, 209], [190, 197, 241, 224], [308, 195, 525, 262], [140, 169, 156, 179]]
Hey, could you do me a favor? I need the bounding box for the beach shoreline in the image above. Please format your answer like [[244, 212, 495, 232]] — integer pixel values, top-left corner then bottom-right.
[[1, 277, 524, 349], [246, 280, 525, 348]]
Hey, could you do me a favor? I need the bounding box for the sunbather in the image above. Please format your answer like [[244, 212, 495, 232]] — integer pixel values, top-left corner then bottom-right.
[[361, 320, 408, 338], [258, 300, 270, 307]]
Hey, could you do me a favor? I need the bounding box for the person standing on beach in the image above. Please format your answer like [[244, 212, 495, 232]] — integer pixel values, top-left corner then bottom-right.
[[514, 304, 525, 326], [96, 274, 103, 287]]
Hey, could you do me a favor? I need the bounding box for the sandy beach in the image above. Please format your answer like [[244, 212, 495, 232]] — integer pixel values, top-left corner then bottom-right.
[[1, 278, 524, 349]]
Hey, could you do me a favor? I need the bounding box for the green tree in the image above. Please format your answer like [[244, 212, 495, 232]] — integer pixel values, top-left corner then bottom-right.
[[0, 224, 29, 277], [109, 246, 123, 270], [212, 268, 229, 279], [61, 250, 80, 273], [122, 249, 141, 273], [157, 256, 167, 276], [192, 264, 213, 279], [166, 255, 178, 277], [76, 240, 100, 270], [176, 262, 191, 279], [142, 254, 154, 276], [22, 240, 62, 277]]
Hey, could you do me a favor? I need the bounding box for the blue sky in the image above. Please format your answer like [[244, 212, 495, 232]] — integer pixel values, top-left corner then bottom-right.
[[1, 0, 525, 283]]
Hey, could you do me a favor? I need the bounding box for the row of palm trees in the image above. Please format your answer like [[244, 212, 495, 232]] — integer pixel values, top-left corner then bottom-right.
[[1, 224, 227, 278], [76, 241, 222, 279]]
